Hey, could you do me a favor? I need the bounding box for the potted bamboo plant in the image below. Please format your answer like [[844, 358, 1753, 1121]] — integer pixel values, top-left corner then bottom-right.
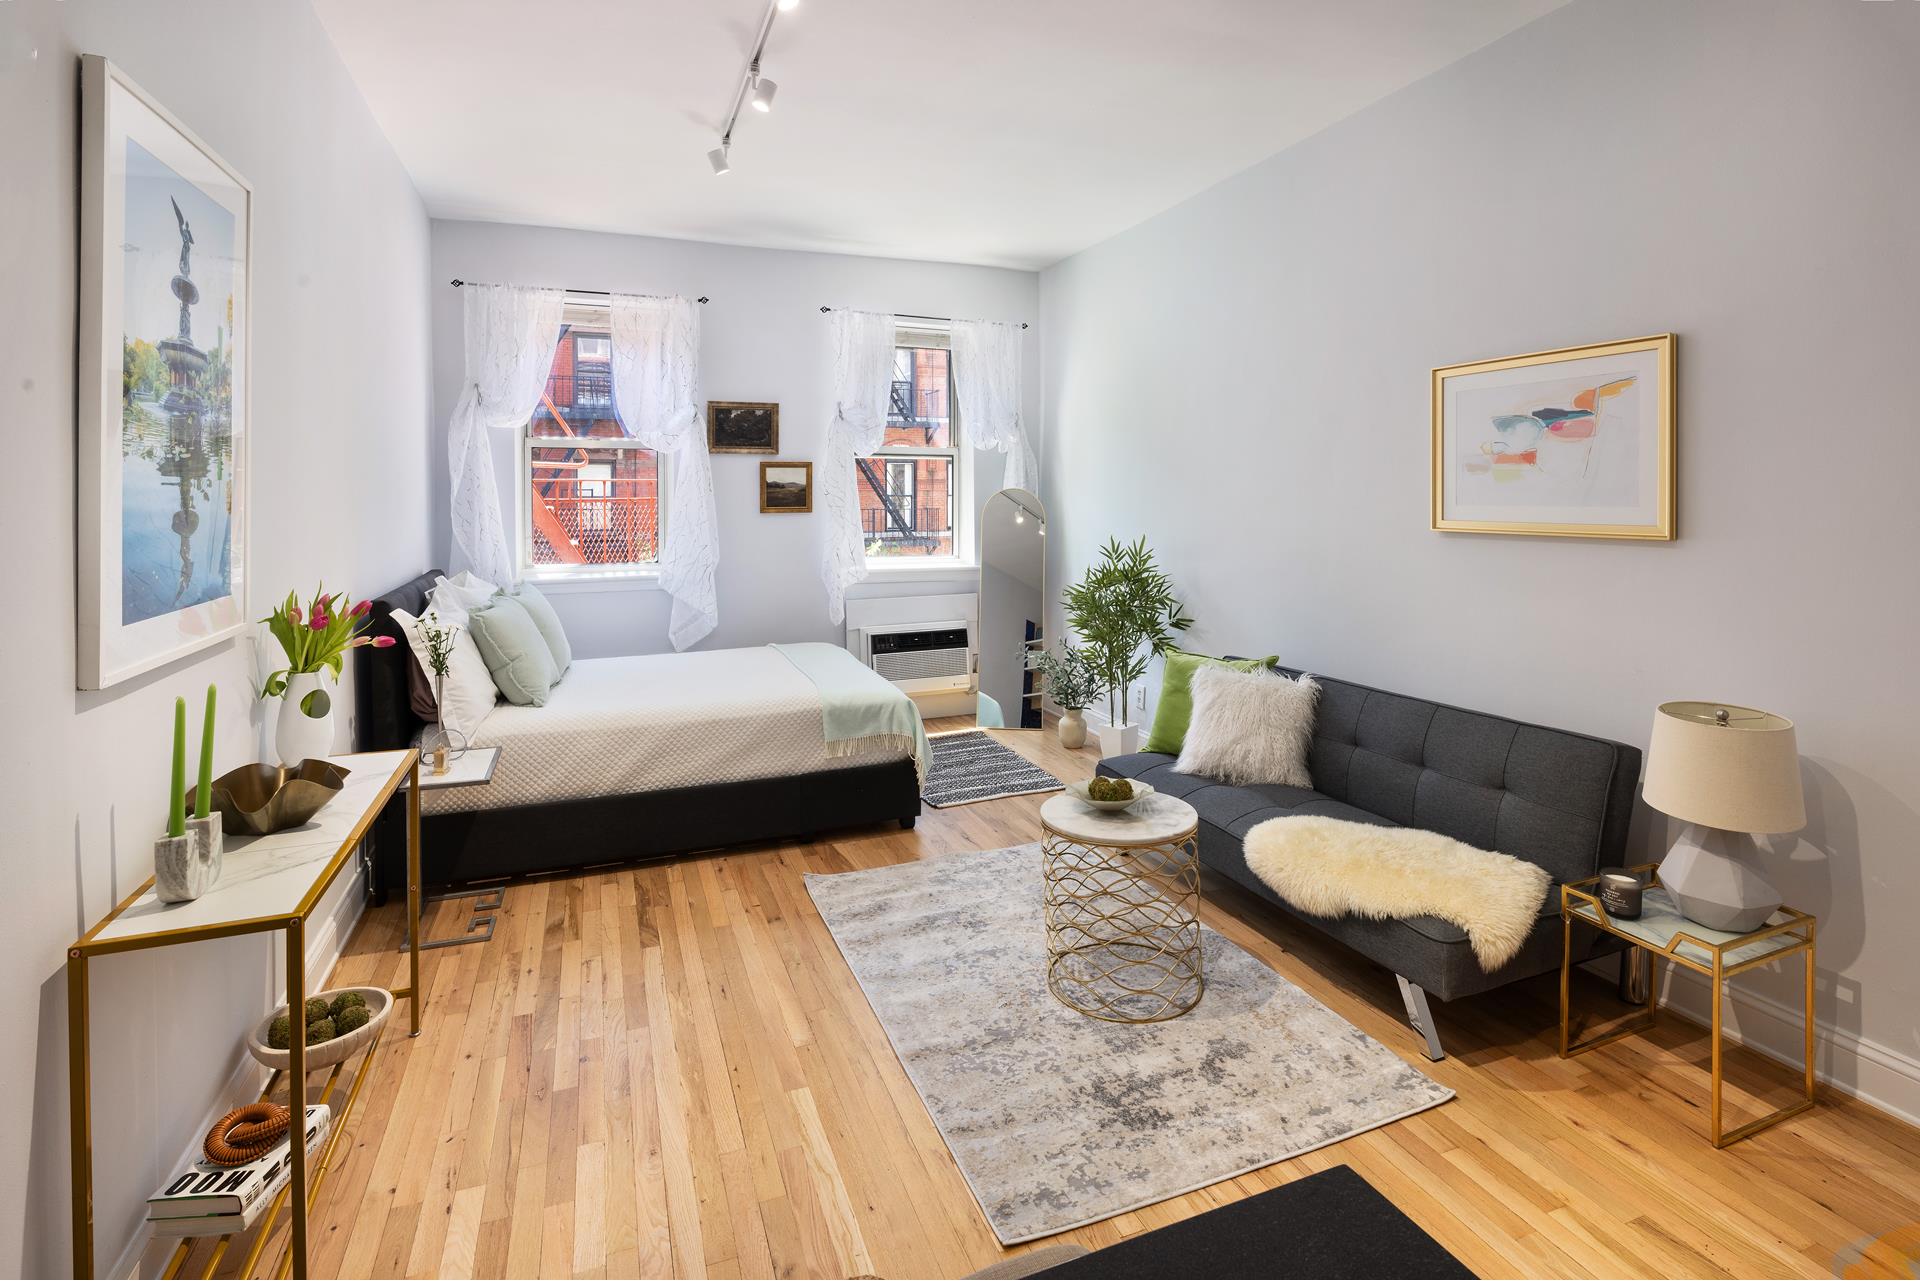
[[1061, 537, 1194, 757]]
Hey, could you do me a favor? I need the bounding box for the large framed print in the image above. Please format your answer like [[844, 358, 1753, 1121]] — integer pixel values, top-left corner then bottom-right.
[[79, 56, 252, 688], [1432, 334, 1674, 540]]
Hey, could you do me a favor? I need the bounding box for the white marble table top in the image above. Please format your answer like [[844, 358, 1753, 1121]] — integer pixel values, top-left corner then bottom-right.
[[1040, 790, 1198, 847], [1568, 885, 1805, 969], [82, 750, 413, 949], [405, 745, 500, 791]]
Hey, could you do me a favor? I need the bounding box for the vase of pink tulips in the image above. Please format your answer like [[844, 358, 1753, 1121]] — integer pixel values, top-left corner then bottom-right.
[[263, 587, 395, 765]]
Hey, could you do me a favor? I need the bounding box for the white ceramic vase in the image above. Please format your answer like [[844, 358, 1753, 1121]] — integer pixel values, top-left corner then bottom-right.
[[1095, 720, 1141, 758], [276, 672, 336, 766], [1057, 709, 1088, 750]]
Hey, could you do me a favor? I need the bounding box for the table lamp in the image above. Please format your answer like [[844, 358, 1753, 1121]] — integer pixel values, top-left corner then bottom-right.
[[1642, 701, 1805, 932]]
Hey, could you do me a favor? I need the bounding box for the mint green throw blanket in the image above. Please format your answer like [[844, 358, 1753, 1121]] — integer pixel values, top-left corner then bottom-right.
[[772, 642, 930, 784]]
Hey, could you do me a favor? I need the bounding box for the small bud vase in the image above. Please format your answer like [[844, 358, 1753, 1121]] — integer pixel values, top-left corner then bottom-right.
[[1058, 709, 1088, 750]]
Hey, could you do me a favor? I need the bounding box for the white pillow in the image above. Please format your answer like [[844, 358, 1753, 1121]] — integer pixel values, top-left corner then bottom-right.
[[391, 607, 499, 743], [1174, 665, 1319, 787], [426, 570, 499, 628]]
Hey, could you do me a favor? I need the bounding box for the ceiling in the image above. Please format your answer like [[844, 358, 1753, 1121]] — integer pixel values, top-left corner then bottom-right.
[[314, 0, 1563, 271]]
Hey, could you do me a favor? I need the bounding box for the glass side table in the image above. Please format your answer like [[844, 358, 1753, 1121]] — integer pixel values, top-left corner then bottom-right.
[[1560, 863, 1817, 1147]]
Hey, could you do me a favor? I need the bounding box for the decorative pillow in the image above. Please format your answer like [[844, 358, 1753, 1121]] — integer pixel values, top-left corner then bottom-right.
[[390, 608, 498, 742], [467, 595, 559, 706], [508, 583, 572, 677], [1174, 665, 1319, 787], [426, 570, 498, 628], [1142, 648, 1279, 755]]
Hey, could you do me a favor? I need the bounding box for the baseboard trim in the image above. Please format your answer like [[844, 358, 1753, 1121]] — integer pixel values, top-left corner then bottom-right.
[[1657, 964, 1920, 1129], [121, 855, 367, 1279]]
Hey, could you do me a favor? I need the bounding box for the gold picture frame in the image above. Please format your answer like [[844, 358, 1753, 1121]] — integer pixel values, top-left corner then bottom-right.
[[759, 461, 812, 513], [708, 400, 779, 453], [1431, 334, 1675, 539]]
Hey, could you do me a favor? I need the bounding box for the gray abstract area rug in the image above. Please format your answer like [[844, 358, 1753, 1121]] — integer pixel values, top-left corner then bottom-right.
[[921, 730, 1064, 808], [803, 845, 1454, 1244]]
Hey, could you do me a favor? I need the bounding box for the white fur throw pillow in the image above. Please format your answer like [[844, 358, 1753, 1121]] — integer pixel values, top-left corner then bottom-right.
[[1173, 665, 1318, 787], [1244, 816, 1550, 970]]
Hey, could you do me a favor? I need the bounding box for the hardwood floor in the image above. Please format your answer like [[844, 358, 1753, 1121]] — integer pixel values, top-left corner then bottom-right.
[[210, 723, 1920, 1279]]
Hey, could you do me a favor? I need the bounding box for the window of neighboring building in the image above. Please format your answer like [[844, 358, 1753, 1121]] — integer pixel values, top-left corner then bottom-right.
[[520, 299, 662, 577], [861, 325, 965, 561]]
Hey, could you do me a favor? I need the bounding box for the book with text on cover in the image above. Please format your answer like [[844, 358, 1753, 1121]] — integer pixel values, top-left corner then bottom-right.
[[147, 1104, 331, 1226]]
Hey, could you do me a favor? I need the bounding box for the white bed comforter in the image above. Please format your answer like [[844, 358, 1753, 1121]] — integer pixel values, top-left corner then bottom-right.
[[423, 647, 908, 815]]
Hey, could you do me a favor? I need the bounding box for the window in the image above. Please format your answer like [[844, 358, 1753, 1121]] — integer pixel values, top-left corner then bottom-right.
[[860, 326, 965, 560], [520, 300, 662, 577]]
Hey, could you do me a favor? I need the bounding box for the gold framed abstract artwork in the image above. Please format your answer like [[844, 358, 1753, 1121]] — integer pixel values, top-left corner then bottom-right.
[[1432, 334, 1675, 539]]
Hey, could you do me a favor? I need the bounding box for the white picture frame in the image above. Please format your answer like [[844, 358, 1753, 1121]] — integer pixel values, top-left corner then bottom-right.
[[79, 56, 252, 689]]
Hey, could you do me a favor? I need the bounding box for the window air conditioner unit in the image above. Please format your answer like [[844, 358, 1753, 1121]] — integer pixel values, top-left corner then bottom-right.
[[854, 620, 973, 696]]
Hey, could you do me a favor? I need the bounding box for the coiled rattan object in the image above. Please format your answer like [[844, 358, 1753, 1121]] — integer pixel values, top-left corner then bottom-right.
[[204, 1102, 292, 1165]]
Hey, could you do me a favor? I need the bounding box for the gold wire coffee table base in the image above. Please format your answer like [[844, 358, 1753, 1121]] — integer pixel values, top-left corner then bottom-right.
[[1042, 824, 1203, 1023]]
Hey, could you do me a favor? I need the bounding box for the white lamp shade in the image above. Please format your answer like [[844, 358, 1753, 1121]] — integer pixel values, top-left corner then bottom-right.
[[1642, 701, 1805, 834]]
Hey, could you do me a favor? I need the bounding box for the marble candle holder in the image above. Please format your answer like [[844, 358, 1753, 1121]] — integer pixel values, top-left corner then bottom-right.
[[187, 813, 224, 888], [154, 830, 215, 903]]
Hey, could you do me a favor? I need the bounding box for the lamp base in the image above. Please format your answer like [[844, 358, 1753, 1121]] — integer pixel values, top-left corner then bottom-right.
[[1659, 823, 1781, 933]]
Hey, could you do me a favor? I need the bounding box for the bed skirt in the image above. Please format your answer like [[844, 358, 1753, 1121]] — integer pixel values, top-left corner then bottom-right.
[[369, 756, 922, 894]]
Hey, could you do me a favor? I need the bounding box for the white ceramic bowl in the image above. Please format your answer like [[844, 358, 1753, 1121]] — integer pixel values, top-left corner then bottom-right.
[[246, 986, 392, 1071], [1065, 778, 1157, 813]]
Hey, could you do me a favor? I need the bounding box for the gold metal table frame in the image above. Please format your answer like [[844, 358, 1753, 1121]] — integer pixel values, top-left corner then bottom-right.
[[1042, 813, 1203, 1024], [1559, 862, 1816, 1148], [68, 750, 425, 1279]]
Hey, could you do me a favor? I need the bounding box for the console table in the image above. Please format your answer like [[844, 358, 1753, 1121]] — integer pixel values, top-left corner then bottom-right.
[[68, 749, 423, 1279], [1560, 862, 1816, 1147]]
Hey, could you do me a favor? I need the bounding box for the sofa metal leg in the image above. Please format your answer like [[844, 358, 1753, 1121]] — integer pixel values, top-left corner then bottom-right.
[[1396, 975, 1446, 1062], [1618, 948, 1649, 1004]]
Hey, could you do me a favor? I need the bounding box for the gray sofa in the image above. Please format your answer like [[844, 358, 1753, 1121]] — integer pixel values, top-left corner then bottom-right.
[[1096, 664, 1641, 1060]]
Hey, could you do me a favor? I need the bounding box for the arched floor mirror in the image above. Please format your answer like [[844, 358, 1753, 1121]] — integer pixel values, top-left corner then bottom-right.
[[976, 487, 1046, 729]]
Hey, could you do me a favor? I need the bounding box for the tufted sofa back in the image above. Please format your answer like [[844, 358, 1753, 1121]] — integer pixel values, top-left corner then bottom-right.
[[1269, 665, 1641, 886]]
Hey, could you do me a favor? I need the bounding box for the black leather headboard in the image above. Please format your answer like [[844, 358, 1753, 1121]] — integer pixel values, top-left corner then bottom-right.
[[354, 570, 441, 752]]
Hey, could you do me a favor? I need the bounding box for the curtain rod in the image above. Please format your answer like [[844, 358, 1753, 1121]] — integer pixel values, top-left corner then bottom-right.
[[819, 305, 1027, 330], [450, 279, 709, 304]]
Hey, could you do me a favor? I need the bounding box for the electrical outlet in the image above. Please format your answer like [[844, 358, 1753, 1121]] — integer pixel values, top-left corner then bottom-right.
[[1135, 686, 1147, 710]]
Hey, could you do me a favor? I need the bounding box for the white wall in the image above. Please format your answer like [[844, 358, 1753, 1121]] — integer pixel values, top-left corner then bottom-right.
[[0, 1, 432, 1273], [429, 219, 1040, 655], [1040, 0, 1920, 1119]]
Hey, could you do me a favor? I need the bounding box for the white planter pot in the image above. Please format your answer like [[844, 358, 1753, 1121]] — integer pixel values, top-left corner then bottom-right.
[[1095, 721, 1141, 758], [276, 672, 337, 766]]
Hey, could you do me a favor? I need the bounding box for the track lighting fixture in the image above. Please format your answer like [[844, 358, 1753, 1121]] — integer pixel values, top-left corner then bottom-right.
[[707, 0, 794, 173], [750, 75, 778, 112], [707, 145, 731, 176]]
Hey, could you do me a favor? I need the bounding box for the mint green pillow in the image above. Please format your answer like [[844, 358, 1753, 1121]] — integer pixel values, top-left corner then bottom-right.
[[1143, 648, 1279, 756], [468, 595, 558, 706], [509, 583, 572, 677]]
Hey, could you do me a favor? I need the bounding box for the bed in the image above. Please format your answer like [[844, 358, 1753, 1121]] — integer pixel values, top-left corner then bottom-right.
[[356, 571, 925, 891]]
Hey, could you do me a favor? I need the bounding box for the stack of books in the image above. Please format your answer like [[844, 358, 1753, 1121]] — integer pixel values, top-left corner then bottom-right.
[[146, 1105, 332, 1239]]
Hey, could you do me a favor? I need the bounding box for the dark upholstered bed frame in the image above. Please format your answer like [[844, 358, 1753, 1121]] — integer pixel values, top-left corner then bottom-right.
[[355, 572, 920, 893]]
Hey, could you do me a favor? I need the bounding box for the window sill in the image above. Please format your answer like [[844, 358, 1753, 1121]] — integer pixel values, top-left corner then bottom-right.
[[860, 559, 979, 584], [522, 569, 664, 594]]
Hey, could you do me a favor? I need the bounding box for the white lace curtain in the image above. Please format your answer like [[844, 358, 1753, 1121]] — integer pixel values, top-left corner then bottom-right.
[[951, 318, 1036, 493], [448, 284, 567, 587], [611, 294, 718, 649], [819, 309, 898, 624]]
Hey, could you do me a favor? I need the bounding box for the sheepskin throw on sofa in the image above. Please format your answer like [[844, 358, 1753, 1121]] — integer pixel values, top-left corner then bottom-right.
[[1244, 816, 1550, 969]]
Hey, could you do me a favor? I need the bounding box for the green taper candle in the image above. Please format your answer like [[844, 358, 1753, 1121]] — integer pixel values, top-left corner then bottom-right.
[[168, 697, 187, 838], [195, 684, 217, 819]]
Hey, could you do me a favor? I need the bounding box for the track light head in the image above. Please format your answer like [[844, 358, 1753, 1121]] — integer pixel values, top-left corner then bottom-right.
[[751, 76, 778, 112], [708, 146, 731, 175], [776, 0, 799, 9]]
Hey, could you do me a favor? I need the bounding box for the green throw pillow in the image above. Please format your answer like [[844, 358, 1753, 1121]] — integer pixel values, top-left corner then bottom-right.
[[509, 583, 572, 677], [468, 594, 559, 706], [1142, 648, 1280, 756]]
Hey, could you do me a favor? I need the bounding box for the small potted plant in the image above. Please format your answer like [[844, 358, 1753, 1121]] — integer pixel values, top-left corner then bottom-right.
[[1062, 537, 1194, 757], [1030, 645, 1102, 750], [263, 587, 394, 765]]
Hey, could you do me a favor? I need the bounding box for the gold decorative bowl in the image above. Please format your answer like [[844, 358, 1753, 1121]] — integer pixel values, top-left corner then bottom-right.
[[187, 760, 351, 836]]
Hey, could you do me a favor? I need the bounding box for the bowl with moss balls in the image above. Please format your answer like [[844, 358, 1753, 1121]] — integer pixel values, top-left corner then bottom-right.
[[1065, 776, 1157, 813], [245, 986, 392, 1071]]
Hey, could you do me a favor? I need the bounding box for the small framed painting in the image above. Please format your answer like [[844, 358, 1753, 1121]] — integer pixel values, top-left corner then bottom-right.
[[1432, 334, 1675, 540], [759, 462, 813, 513], [78, 56, 253, 688], [708, 401, 779, 453]]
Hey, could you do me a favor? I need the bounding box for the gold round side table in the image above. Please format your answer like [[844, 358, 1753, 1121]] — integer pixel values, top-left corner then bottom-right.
[[1040, 791, 1203, 1023]]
